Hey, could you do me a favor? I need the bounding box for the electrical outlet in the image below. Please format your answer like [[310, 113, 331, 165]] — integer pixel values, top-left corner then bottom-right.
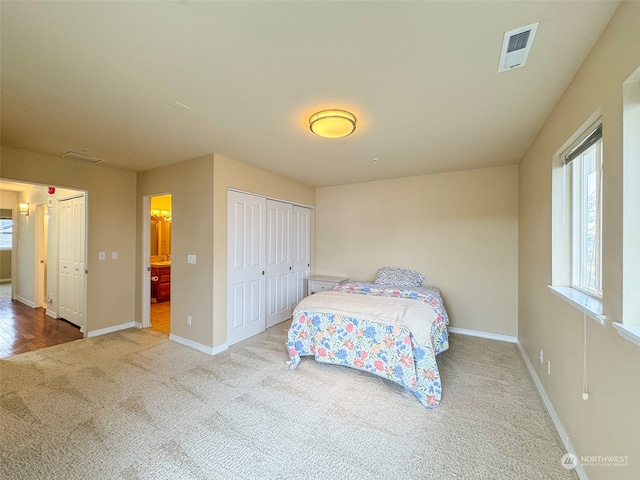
[[539, 349, 544, 364], [187, 315, 192, 326], [547, 360, 551, 375], [98, 252, 106, 260]]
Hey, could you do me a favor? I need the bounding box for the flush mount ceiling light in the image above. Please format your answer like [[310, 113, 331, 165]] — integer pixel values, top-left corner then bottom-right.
[[309, 109, 356, 138]]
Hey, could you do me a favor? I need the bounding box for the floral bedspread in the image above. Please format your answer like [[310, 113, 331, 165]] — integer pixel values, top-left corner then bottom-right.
[[286, 284, 450, 408], [334, 282, 449, 354]]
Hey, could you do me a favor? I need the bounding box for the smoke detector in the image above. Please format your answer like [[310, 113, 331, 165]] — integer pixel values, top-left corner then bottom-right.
[[498, 22, 539, 73]]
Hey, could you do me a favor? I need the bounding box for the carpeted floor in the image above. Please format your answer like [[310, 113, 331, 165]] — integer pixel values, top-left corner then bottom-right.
[[0, 323, 576, 479]]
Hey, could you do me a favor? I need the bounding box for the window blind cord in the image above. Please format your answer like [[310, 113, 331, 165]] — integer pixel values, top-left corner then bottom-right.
[[562, 163, 567, 228], [583, 312, 588, 396]]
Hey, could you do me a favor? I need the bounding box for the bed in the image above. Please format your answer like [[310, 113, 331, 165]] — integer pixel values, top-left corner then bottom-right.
[[286, 267, 450, 408]]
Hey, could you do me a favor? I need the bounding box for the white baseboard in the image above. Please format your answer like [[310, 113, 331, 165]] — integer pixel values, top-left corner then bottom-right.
[[169, 333, 228, 356], [133, 321, 142, 329], [516, 341, 587, 479], [87, 321, 136, 338], [46, 309, 57, 319], [14, 296, 35, 308], [448, 326, 517, 344]]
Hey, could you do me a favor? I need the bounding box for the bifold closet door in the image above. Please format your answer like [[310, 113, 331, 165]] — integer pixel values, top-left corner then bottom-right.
[[291, 205, 310, 308], [58, 195, 86, 328], [227, 191, 267, 346], [266, 199, 293, 328], [227, 191, 311, 345]]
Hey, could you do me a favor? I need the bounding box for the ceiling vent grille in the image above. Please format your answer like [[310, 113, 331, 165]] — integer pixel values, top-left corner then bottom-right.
[[498, 22, 539, 73], [62, 151, 105, 164]]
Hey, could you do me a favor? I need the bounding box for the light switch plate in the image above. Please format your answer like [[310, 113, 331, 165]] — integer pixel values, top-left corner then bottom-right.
[[187, 254, 196, 264], [111, 251, 118, 260]]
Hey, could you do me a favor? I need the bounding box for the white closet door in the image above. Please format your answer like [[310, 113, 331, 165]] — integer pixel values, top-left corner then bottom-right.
[[291, 205, 311, 308], [58, 195, 85, 327], [266, 199, 292, 328], [227, 191, 267, 345]]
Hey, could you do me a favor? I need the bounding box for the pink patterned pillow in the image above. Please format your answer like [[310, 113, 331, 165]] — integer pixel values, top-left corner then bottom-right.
[[374, 266, 424, 288]]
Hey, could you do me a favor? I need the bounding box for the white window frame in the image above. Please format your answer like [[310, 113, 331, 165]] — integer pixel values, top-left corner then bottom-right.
[[570, 136, 602, 298], [613, 66, 640, 347], [0, 215, 12, 251], [549, 113, 605, 324]]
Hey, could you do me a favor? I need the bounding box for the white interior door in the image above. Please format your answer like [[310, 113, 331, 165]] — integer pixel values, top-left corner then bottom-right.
[[34, 204, 47, 308], [266, 199, 292, 328], [291, 206, 311, 307], [227, 191, 267, 345], [58, 195, 85, 328]]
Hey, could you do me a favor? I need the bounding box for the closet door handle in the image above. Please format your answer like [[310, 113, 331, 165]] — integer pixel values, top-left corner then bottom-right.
[[289, 266, 292, 271], [262, 271, 265, 275]]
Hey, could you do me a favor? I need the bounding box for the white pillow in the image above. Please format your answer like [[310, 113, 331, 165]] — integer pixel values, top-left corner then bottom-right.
[[374, 266, 424, 288]]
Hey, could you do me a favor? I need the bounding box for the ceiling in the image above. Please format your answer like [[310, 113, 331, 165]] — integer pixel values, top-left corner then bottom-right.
[[0, 1, 620, 188], [0, 180, 33, 193]]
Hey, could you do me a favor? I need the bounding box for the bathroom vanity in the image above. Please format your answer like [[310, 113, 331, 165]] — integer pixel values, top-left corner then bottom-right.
[[150, 262, 171, 303]]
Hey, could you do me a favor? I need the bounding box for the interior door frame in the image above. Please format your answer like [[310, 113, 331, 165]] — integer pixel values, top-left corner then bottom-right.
[[57, 192, 89, 334], [34, 204, 47, 308], [141, 193, 172, 330], [141, 195, 151, 329]]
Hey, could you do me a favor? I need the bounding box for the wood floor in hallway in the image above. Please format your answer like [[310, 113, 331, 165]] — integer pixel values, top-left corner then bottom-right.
[[0, 298, 83, 359], [0, 287, 170, 358]]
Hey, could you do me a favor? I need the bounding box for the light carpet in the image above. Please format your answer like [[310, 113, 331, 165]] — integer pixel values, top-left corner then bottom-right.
[[0, 322, 576, 479]]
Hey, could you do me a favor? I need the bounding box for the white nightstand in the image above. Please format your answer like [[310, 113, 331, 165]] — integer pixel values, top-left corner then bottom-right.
[[307, 275, 350, 296]]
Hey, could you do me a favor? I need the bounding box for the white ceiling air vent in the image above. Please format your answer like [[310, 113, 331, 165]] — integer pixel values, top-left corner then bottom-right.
[[498, 22, 539, 73], [62, 151, 105, 164]]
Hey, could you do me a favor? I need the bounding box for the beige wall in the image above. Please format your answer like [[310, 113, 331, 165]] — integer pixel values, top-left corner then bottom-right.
[[137, 153, 315, 349], [518, 2, 640, 478], [212, 154, 315, 347], [315, 165, 519, 337], [0, 146, 137, 333], [0, 250, 10, 280], [137, 155, 215, 346]]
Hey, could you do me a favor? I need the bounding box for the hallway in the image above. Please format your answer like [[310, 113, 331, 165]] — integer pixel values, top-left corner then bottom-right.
[[0, 282, 170, 358], [0, 293, 83, 359]]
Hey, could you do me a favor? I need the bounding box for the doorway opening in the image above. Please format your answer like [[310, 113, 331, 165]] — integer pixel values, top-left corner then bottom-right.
[[149, 194, 171, 335], [0, 179, 86, 357]]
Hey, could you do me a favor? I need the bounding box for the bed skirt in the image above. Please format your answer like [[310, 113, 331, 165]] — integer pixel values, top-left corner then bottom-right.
[[286, 311, 442, 408]]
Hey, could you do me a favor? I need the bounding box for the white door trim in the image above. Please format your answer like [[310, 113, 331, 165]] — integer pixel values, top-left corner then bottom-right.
[[57, 193, 88, 335], [34, 204, 47, 309], [141, 195, 151, 329]]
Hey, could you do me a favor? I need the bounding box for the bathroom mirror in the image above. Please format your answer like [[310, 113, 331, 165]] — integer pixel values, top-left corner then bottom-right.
[[150, 220, 160, 256], [150, 218, 171, 258]]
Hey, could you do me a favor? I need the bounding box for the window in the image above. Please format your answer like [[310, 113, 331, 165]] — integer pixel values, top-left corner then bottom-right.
[[0, 210, 12, 250], [550, 114, 605, 323], [568, 126, 602, 297], [614, 66, 640, 346]]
